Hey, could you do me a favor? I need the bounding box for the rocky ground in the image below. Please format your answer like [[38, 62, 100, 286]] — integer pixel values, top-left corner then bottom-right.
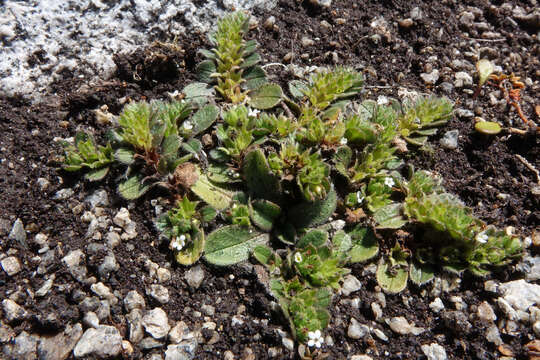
[[1, 0, 539, 359]]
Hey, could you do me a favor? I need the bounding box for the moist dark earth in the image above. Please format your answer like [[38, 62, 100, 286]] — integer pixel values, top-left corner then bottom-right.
[[1, 0, 539, 359]]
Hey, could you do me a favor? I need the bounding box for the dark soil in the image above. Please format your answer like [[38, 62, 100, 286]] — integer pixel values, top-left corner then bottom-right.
[[1, 0, 539, 359]]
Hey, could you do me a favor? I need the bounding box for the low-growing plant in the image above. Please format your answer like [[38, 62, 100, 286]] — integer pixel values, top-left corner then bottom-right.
[[60, 11, 522, 349], [62, 132, 114, 181]]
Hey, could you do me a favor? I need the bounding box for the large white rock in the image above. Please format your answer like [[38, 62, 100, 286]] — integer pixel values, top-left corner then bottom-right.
[[73, 325, 122, 358], [499, 279, 540, 312]]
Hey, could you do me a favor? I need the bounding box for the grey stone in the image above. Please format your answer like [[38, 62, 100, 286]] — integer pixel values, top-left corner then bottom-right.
[[484, 280, 499, 293], [85, 189, 109, 208], [485, 325, 502, 345], [442, 310, 472, 334], [36, 178, 50, 191], [0, 322, 15, 342], [231, 315, 244, 326], [106, 232, 121, 248], [454, 71, 473, 88], [429, 298, 445, 313], [351, 356, 373, 360], [35, 276, 55, 297], [174, 338, 198, 360], [477, 301, 497, 322], [309, 0, 331, 8], [421, 343, 447, 360], [147, 284, 169, 304], [497, 297, 518, 320], [73, 325, 122, 358], [517, 255, 540, 281], [341, 275, 362, 296], [54, 188, 74, 200], [455, 108, 474, 119], [499, 279, 540, 312], [533, 321, 540, 337], [10, 331, 38, 360], [439, 82, 454, 94], [372, 328, 388, 342], [1, 256, 21, 276], [371, 302, 383, 321], [96, 300, 110, 322], [386, 316, 425, 335], [301, 36, 314, 47], [281, 337, 294, 352], [459, 12, 475, 26], [38, 323, 83, 360], [440, 130, 459, 150], [62, 249, 84, 268], [83, 311, 99, 328], [124, 290, 145, 312], [8, 219, 27, 248], [79, 297, 99, 313], [410, 7, 423, 21], [169, 321, 190, 344], [157, 268, 171, 283], [420, 69, 440, 85], [90, 282, 117, 305], [347, 318, 369, 339], [126, 308, 144, 343], [184, 265, 205, 290], [142, 308, 170, 340], [113, 207, 131, 228], [2, 299, 27, 323], [98, 253, 118, 279], [140, 337, 164, 349], [201, 304, 215, 316]]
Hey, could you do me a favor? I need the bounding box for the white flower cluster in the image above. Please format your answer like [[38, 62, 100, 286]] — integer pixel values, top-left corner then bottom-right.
[[183, 121, 193, 130], [356, 191, 364, 204], [294, 252, 303, 263], [307, 329, 324, 348], [170, 234, 186, 251], [384, 177, 395, 187], [475, 231, 488, 244], [248, 108, 260, 118]]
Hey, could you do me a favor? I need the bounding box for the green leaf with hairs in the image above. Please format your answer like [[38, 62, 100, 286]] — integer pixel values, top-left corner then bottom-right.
[[204, 225, 269, 266], [409, 261, 434, 285], [118, 176, 152, 200], [289, 187, 337, 229], [183, 82, 215, 106], [250, 199, 281, 232], [191, 173, 234, 211], [191, 104, 219, 136], [85, 167, 109, 182], [197, 60, 217, 84], [243, 149, 281, 201], [248, 83, 283, 109], [376, 258, 408, 293], [349, 226, 379, 263]]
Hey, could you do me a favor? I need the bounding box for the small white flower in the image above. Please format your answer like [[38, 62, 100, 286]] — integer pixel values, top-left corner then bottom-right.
[[307, 330, 323, 348], [170, 234, 186, 251], [356, 191, 364, 204], [340, 137, 348, 145], [294, 252, 303, 263], [476, 231, 488, 244], [384, 177, 395, 188], [183, 121, 193, 130], [248, 108, 260, 118]]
